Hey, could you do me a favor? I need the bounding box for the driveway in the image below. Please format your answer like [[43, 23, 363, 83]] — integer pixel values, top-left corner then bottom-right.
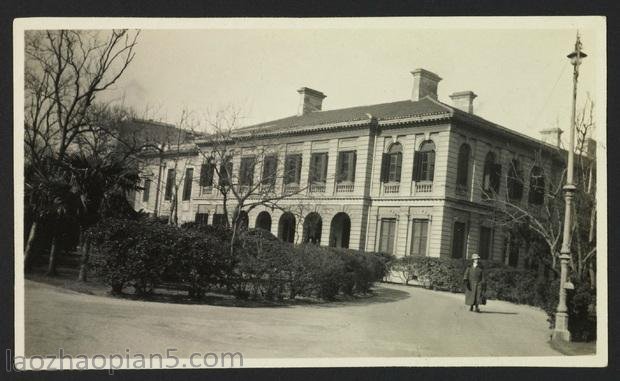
[[24, 280, 560, 358]]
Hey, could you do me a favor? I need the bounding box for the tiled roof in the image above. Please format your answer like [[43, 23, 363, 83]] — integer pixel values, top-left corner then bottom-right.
[[222, 96, 561, 153], [237, 97, 451, 134]]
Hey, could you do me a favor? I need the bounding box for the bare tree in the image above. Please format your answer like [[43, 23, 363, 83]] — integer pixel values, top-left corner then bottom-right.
[[25, 29, 140, 164], [24, 29, 140, 275], [489, 98, 597, 285], [194, 106, 311, 250]]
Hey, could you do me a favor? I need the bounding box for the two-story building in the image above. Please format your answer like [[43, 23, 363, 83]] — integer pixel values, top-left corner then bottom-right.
[[133, 68, 567, 266]]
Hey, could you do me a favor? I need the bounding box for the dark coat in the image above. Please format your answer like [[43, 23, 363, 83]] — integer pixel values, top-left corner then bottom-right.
[[463, 265, 486, 306]]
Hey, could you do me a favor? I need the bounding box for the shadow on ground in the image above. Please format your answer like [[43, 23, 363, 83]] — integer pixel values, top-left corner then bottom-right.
[[26, 269, 411, 309]]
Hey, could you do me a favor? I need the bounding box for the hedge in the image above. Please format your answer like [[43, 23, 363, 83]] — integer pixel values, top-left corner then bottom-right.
[[87, 218, 392, 302]]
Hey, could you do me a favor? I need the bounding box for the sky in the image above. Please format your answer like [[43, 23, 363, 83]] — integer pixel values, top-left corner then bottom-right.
[[98, 18, 604, 144]]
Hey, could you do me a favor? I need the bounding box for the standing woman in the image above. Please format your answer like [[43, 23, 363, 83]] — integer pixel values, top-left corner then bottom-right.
[[463, 253, 486, 312]]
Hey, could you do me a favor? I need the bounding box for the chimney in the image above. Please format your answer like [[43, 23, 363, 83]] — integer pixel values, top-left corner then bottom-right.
[[297, 87, 326, 115], [449, 91, 477, 114], [539, 128, 564, 148], [410, 68, 442, 101]]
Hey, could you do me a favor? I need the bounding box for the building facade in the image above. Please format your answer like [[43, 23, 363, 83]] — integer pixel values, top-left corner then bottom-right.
[[133, 68, 565, 266]]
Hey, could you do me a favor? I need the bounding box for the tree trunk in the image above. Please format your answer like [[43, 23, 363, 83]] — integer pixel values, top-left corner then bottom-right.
[[24, 220, 38, 272], [77, 236, 91, 282], [46, 235, 59, 276]]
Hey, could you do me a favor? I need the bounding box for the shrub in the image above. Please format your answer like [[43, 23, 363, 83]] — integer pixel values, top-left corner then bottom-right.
[[88, 218, 178, 295], [231, 229, 293, 300], [89, 219, 402, 302], [390, 256, 465, 291]]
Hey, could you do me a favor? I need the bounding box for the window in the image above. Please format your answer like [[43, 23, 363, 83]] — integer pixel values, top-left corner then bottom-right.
[[195, 205, 209, 225], [528, 166, 545, 205], [261, 155, 278, 186], [413, 141, 436, 182], [507, 159, 524, 200], [379, 218, 397, 254], [284, 154, 302, 185], [479, 226, 493, 260], [456, 144, 471, 188], [219, 158, 233, 187], [451, 221, 467, 259], [164, 169, 175, 201], [142, 178, 151, 202], [309, 152, 328, 184], [182, 168, 193, 201], [410, 219, 429, 257], [336, 151, 357, 183], [381, 143, 403, 183], [482, 152, 501, 195], [212, 213, 227, 227], [200, 162, 215, 189], [239, 156, 256, 187]]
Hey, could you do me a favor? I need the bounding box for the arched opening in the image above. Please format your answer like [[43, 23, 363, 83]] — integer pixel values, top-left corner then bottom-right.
[[528, 166, 545, 205], [413, 140, 436, 182], [302, 212, 323, 244], [456, 143, 471, 188], [329, 212, 351, 249], [255, 211, 272, 232], [278, 212, 296, 243]]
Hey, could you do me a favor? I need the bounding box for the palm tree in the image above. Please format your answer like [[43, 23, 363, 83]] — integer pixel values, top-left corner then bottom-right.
[[24, 153, 141, 277]]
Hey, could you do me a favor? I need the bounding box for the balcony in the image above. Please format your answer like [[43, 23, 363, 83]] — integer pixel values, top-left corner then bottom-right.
[[335, 183, 354, 193], [200, 186, 213, 195], [284, 183, 300, 194], [309, 183, 326, 193], [383, 183, 400, 194], [260, 183, 276, 194], [414, 181, 433, 193]]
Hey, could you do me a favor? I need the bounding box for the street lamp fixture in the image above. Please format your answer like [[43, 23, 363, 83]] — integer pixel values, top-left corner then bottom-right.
[[552, 33, 586, 343]]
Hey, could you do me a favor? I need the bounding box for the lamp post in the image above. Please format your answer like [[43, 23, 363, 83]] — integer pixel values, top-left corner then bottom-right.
[[552, 33, 587, 342]]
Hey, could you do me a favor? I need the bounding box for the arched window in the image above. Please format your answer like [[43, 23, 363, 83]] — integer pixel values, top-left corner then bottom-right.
[[507, 159, 524, 201], [482, 152, 501, 195], [413, 141, 436, 182], [528, 166, 545, 205], [381, 143, 403, 183], [303, 212, 323, 244], [456, 144, 471, 188], [255, 211, 272, 231]]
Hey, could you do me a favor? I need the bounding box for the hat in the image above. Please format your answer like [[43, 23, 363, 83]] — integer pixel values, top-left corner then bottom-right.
[[471, 254, 481, 260]]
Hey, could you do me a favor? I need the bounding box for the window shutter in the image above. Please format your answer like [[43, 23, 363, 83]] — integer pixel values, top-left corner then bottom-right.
[[201, 163, 214, 187], [412, 151, 420, 181], [336, 152, 343, 183], [493, 163, 502, 192], [295, 155, 302, 184], [350, 152, 356, 182], [428, 151, 435, 181], [322, 153, 328, 182], [395, 152, 402, 182], [381, 153, 389, 182]]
